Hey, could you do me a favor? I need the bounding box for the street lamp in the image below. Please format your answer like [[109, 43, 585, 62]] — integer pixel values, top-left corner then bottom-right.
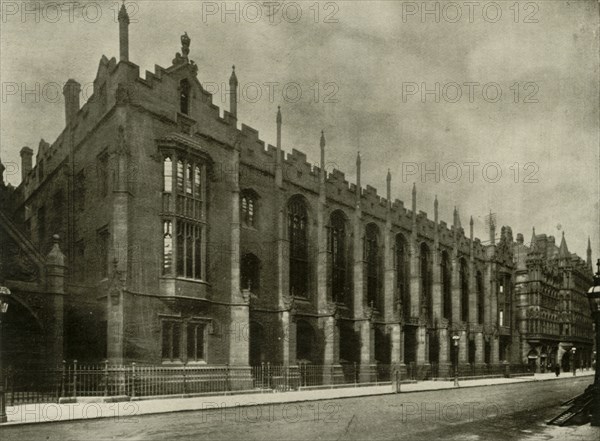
[[586, 259, 600, 426], [572, 347, 577, 376], [452, 334, 461, 387], [0, 285, 11, 424]]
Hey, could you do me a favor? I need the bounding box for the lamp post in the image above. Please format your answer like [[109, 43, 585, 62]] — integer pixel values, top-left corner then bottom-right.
[[0, 285, 11, 424], [587, 259, 600, 426], [572, 347, 577, 376], [452, 334, 461, 387]]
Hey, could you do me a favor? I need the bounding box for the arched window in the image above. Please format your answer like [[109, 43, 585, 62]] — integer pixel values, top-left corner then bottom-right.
[[330, 211, 347, 304], [441, 251, 452, 320], [176, 160, 184, 193], [460, 258, 469, 322], [477, 271, 484, 324], [186, 163, 193, 195], [366, 223, 381, 309], [163, 157, 172, 192], [395, 234, 409, 316], [180, 79, 190, 115], [241, 190, 258, 228], [420, 242, 432, 322], [288, 196, 308, 297], [163, 220, 173, 275], [241, 253, 260, 291]]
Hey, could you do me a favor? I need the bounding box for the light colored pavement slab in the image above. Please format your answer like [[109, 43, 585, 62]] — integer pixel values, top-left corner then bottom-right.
[[3, 370, 594, 426]]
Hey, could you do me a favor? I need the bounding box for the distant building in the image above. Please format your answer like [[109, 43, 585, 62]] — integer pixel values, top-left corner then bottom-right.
[[0, 6, 594, 379], [514, 231, 594, 372]]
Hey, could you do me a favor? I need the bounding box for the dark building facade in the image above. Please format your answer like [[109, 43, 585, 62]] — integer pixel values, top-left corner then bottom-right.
[[514, 231, 594, 372], [0, 7, 594, 378]]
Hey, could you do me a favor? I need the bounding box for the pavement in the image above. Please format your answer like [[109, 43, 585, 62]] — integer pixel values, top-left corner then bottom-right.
[[2, 369, 595, 426]]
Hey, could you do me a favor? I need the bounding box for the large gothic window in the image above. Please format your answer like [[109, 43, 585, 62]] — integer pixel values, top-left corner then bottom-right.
[[477, 271, 484, 324], [288, 196, 308, 297], [330, 211, 347, 304], [395, 234, 409, 316], [442, 251, 452, 320], [162, 153, 206, 281], [366, 223, 381, 310], [460, 258, 469, 322], [420, 242, 432, 322]]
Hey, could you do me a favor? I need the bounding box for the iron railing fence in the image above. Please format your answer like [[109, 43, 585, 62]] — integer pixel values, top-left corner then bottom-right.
[[2, 361, 535, 405]]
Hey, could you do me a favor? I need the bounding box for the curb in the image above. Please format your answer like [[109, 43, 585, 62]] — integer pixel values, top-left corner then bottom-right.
[[2, 373, 594, 427]]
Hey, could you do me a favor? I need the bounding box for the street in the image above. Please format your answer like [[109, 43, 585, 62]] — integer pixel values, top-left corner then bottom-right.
[[0, 376, 596, 440]]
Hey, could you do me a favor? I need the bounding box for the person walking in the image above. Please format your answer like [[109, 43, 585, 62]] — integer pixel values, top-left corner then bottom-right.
[[554, 363, 560, 377]]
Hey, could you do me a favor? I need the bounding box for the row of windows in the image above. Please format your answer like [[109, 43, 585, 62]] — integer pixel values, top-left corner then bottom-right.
[[161, 320, 206, 362]]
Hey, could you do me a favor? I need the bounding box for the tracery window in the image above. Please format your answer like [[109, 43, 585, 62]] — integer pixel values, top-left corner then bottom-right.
[[162, 154, 206, 281], [330, 211, 347, 303], [366, 223, 381, 310], [288, 196, 308, 297]]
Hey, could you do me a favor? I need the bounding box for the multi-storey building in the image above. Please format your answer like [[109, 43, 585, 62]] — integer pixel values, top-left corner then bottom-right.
[[514, 231, 594, 372], [0, 7, 594, 379]]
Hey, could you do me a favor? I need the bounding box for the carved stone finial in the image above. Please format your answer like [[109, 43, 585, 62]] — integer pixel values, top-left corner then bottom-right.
[[181, 32, 191, 60], [118, 1, 129, 23]]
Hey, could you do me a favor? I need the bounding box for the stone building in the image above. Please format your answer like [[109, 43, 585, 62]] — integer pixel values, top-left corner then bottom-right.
[[0, 6, 594, 379], [514, 231, 594, 372]]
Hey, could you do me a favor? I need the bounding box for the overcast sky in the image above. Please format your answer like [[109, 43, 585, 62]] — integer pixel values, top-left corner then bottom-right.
[[1, 0, 598, 260]]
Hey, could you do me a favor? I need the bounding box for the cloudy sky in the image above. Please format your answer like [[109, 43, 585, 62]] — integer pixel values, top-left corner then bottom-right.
[[1, 0, 598, 259]]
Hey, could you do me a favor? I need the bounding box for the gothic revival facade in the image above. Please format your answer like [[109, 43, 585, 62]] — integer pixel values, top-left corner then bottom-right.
[[514, 232, 594, 372], [0, 6, 594, 377]]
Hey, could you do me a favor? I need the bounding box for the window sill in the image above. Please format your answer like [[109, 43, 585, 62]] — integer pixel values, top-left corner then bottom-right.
[[160, 276, 210, 286]]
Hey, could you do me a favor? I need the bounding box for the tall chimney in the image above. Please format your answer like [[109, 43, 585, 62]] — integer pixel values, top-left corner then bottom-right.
[[63, 79, 81, 127], [20, 146, 33, 181], [118, 2, 130, 62]]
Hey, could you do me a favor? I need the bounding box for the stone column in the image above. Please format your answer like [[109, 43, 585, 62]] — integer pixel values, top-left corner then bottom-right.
[[390, 323, 402, 363], [491, 334, 500, 364], [316, 131, 328, 313], [459, 328, 468, 364], [46, 235, 66, 366], [107, 120, 130, 364], [416, 324, 428, 364], [438, 325, 451, 376], [320, 312, 341, 383], [451, 256, 461, 324], [228, 143, 249, 366], [475, 331, 484, 364], [358, 318, 375, 381]]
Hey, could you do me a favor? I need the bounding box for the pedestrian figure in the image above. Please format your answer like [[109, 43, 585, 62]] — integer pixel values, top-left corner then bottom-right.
[[555, 363, 560, 377]]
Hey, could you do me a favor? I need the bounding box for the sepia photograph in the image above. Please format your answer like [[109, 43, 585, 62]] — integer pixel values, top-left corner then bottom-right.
[[0, 1, 599, 439]]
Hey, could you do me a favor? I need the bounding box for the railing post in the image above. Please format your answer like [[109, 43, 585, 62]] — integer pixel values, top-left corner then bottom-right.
[[267, 362, 271, 389], [104, 360, 109, 397], [225, 363, 230, 392], [59, 360, 66, 401], [72, 360, 77, 398], [130, 363, 136, 398], [182, 363, 187, 395], [261, 362, 265, 392]]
